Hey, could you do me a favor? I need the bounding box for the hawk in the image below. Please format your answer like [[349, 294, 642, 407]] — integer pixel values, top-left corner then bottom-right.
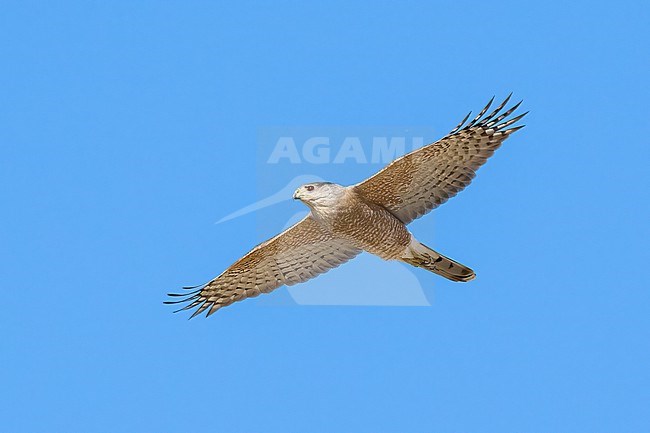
[[166, 95, 527, 317]]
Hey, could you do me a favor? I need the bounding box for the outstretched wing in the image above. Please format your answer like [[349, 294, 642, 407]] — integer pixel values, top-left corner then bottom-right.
[[354, 95, 527, 224], [166, 215, 361, 317]]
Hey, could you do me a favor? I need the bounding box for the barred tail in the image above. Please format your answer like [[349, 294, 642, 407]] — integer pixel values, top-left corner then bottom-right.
[[402, 240, 475, 282]]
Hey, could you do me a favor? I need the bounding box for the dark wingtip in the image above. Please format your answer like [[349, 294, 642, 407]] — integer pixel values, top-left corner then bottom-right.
[[464, 93, 514, 129], [467, 95, 495, 127], [449, 111, 472, 134], [504, 124, 526, 134], [206, 305, 220, 317], [165, 282, 208, 315], [495, 110, 528, 131], [189, 306, 206, 319]]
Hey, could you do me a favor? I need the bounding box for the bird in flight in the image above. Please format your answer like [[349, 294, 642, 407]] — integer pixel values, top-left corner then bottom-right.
[[166, 95, 527, 317]]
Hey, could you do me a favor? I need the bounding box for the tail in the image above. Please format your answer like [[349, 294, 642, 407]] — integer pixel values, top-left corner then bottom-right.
[[402, 240, 475, 282]]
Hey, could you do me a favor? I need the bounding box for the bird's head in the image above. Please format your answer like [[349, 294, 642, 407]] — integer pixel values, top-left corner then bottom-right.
[[293, 182, 346, 209]]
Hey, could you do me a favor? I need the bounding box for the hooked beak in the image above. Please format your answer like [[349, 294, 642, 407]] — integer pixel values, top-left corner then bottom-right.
[[293, 189, 300, 200]]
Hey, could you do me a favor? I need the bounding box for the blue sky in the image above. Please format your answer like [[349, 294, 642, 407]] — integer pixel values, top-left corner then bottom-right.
[[1, 1, 649, 432]]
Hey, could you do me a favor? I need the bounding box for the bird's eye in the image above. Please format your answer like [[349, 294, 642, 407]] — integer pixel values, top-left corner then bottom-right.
[[305, 185, 315, 192]]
